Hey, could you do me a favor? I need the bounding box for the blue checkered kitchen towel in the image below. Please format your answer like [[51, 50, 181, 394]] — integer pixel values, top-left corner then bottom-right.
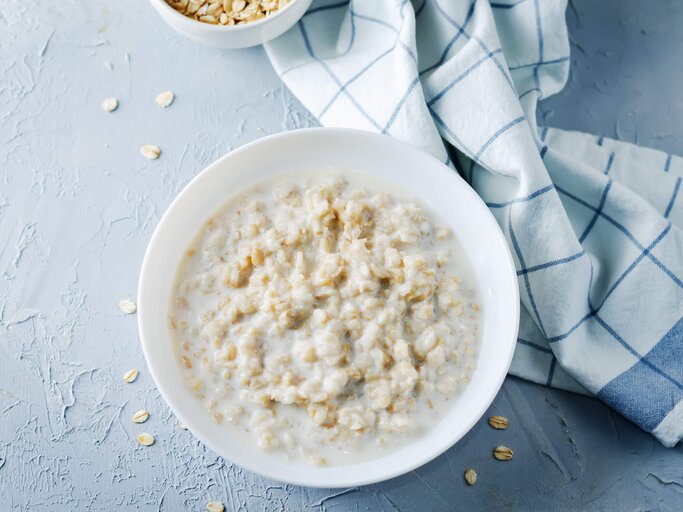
[[265, 0, 683, 446]]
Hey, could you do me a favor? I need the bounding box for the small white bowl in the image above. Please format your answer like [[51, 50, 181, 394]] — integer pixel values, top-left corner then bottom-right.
[[138, 128, 519, 488], [149, 0, 313, 49]]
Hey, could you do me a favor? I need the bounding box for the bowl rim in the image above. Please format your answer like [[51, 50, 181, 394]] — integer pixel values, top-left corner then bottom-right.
[[149, 0, 301, 32], [137, 127, 520, 488]]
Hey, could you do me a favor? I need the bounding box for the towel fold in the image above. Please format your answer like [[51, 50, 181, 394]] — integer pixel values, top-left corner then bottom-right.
[[265, 0, 683, 446]]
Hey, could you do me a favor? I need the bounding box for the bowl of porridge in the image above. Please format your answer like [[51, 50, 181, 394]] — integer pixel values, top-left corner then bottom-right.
[[138, 128, 519, 487], [149, 0, 313, 48]]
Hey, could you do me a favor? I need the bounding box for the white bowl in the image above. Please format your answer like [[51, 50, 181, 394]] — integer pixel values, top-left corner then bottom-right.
[[138, 128, 519, 488], [149, 0, 313, 49]]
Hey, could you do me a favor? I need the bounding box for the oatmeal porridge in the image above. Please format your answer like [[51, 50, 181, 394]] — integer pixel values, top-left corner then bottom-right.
[[170, 172, 481, 465]]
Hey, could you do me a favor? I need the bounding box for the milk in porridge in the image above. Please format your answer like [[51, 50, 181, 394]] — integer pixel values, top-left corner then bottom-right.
[[170, 171, 481, 465]]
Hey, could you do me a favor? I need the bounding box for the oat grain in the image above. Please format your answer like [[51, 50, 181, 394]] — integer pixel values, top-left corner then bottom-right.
[[123, 368, 139, 383], [101, 97, 118, 112], [488, 415, 509, 430], [118, 299, 137, 314], [493, 445, 513, 461], [140, 145, 161, 160], [132, 409, 150, 423], [464, 468, 477, 485], [155, 91, 175, 108], [137, 433, 155, 446]]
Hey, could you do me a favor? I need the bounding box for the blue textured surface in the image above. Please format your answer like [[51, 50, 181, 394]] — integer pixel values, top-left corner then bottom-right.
[[0, 0, 682, 510]]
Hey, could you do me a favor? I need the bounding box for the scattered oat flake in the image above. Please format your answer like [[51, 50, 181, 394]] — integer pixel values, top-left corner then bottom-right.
[[101, 97, 118, 112], [206, 502, 224, 512], [178, 420, 188, 430], [155, 91, 175, 108], [464, 468, 477, 485], [493, 445, 513, 461], [123, 368, 139, 383], [118, 298, 137, 314], [140, 144, 161, 159], [488, 415, 509, 429], [137, 433, 155, 446], [132, 409, 150, 423]]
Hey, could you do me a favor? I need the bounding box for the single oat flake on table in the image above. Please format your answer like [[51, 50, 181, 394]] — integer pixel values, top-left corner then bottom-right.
[[206, 502, 225, 512], [123, 368, 139, 383], [137, 433, 155, 446], [101, 97, 118, 112], [166, 0, 292, 26], [155, 91, 175, 108], [140, 144, 161, 160], [132, 409, 150, 423], [464, 468, 477, 485], [118, 298, 137, 314], [488, 415, 509, 430], [493, 446, 514, 461]]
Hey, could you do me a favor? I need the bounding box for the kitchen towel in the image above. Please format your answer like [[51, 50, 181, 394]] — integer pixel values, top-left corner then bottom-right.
[[265, 0, 683, 446]]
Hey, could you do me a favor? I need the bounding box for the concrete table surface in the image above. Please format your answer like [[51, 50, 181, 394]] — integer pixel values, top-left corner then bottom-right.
[[1, 0, 681, 510]]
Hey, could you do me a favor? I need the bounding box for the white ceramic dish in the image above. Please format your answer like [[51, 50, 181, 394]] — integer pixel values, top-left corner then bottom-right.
[[149, 0, 313, 49], [138, 128, 520, 488]]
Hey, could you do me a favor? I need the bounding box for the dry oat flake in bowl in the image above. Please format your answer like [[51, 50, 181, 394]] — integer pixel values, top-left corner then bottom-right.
[[166, 0, 293, 25], [171, 172, 481, 466]]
